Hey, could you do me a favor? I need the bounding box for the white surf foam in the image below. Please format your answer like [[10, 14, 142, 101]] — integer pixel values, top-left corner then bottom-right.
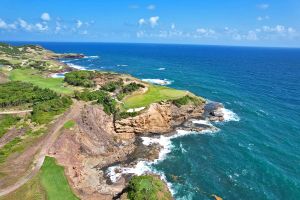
[[142, 78, 173, 85], [51, 72, 66, 78], [219, 108, 240, 122], [192, 119, 213, 126], [157, 67, 166, 71], [106, 128, 218, 184], [67, 63, 86, 70], [84, 55, 99, 59], [117, 64, 128, 67]]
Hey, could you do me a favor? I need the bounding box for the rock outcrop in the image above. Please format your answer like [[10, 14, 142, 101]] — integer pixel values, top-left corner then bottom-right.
[[50, 103, 136, 199], [115, 101, 205, 137]]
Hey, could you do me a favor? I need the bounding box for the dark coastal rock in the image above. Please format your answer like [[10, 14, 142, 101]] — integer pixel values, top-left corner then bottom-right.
[[204, 101, 225, 122]]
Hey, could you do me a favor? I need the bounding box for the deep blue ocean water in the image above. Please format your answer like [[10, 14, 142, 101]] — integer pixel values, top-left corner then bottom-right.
[[10, 42, 300, 200]]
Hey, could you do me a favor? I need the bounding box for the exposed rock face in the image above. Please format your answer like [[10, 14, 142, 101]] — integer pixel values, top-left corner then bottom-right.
[[50, 103, 136, 200], [115, 101, 205, 136]]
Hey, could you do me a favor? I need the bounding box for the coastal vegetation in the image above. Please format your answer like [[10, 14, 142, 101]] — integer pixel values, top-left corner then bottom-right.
[[0, 115, 21, 138], [0, 81, 57, 108], [31, 96, 72, 124], [9, 69, 73, 94], [126, 175, 172, 200], [64, 70, 96, 87], [0, 128, 46, 163], [172, 95, 205, 107]]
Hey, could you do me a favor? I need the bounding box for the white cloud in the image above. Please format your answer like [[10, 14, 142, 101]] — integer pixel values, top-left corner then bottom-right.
[[246, 31, 258, 41], [196, 28, 216, 37], [41, 13, 51, 21], [147, 4, 156, 10], [149, 16, 159, 27], [136, 30, 145, 38], [18, 19, 33, 31], [138, 18, 146, 26], [81, 30, 88, 35], [76, 20, 83, 28], [171, 23, 176, 30], [257, 3, 270, 9], [0, 19, 7, 29], [35, 23, 48, 31], [54, 21, 62, 33], [0, 18, 17, 30]]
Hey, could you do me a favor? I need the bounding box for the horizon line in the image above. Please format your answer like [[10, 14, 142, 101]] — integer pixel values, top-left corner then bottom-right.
[[2, 40, 300, 50]]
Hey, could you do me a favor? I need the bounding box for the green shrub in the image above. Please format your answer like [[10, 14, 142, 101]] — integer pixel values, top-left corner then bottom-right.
[[0, 137, 23, 163], [0, 81, 58, 108], [75, 89, 116, 115], [122, 82, 144, 94], [172, 95, 203, 107], [31, 96, 72, 124], [97, 95, 117, 115], [127, 175, 172, 200], [74, 89, 107, 101], [101, 79, 123, 92], [64, 71, 95, 87], [115, 111, 138, 120], [0, 115, 21, 138]]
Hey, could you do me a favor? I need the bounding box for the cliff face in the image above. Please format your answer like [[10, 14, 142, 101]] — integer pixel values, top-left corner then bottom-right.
[[115, 101, 205, 137], [50, 103, 136, 199]]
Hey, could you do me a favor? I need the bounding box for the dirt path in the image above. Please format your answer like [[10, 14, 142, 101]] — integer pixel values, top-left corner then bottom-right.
[[0, 110, 32, 115], [0, 101, 83, 197], [0, 128, 26, 149]]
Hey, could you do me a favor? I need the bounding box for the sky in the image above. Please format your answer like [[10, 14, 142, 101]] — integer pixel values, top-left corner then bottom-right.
[[0, 0, 300, 47]]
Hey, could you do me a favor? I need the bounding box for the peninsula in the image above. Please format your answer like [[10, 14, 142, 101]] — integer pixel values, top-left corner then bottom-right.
[[0, 43, 224, 200]]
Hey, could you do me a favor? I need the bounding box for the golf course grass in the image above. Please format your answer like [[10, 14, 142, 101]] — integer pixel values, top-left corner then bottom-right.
[[123, 85, 187, 109], [9, 69, 73, 94], [40, 157, 79, 200], [0, 156, 78, 200], [63, 120, 76, 129]]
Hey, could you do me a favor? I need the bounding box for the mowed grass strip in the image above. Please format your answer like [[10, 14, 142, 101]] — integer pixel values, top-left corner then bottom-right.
[[40, 156, 79, 200], [0, 157, 78, 200], [123, 85, 187, 109], [9, 69, 73, 94], [63, 120, 76, 129]]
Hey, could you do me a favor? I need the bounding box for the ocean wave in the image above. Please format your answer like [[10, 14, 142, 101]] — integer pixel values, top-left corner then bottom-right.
[[192, 119, 213, 126], [67, 63, 87, 70], [117, 64, 128, 67], [106, 128, 218, 185], [84, 55, 99, 59], [157, 67, 166, 71], [219, 108, 240, 122], [142, 78, 173, 85], [51, 72, 66, 78]]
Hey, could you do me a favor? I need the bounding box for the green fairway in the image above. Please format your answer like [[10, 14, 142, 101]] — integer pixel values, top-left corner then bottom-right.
[[0, 156, 78, 200], [123, 85, 187, 109], [9, 69, 73, 94], [40, 157, 79, 200]]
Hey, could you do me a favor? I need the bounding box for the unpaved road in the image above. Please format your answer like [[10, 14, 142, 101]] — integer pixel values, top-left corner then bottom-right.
[[0, 110, 33, 115], [0, 101, 83, 197]]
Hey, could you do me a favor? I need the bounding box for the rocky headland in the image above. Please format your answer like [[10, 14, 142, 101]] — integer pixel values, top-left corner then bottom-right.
[[0, 43, 227, 200]]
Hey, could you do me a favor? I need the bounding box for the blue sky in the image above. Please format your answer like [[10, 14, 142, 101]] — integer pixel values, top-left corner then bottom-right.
[[0, 0, 300, 47]]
